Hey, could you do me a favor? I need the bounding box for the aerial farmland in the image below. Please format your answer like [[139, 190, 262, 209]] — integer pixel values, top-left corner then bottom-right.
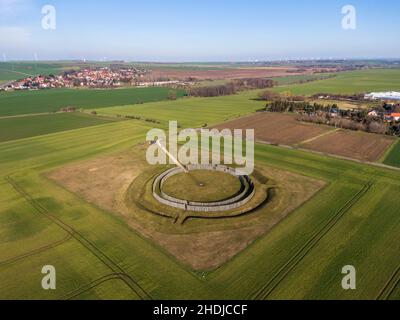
[[0, 1, 399, 311]]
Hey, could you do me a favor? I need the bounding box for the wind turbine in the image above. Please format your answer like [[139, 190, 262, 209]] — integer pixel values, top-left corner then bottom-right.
[[34, 53, 38, 73]]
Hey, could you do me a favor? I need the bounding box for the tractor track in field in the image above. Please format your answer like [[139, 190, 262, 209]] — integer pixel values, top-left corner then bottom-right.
[[376, 264, 400, 300], [252, 181, 372, 300], [0, 234, 72, 267], [58, 273, 139, 300], [4, 176, 152, 300]]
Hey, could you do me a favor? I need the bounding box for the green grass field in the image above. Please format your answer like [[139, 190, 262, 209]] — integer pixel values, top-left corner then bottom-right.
[[0, 87, 185, 117], [0, 118, 399, 299], [0, 113, 122, 143], [383, 140, 400, 168], [273, 69, 400, 95], [0, 69, 23, 82], [93, 90, 264, 128], [274, 73, 337, 86], [194, 74, 336, 88], [0, 62, 79, 82]]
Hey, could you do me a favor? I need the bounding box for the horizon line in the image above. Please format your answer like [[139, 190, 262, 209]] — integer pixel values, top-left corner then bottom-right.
[[1, 58, 400, 64]]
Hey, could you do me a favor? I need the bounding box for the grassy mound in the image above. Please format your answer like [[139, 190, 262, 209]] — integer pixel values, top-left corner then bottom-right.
[[162, 170, 242, 203]]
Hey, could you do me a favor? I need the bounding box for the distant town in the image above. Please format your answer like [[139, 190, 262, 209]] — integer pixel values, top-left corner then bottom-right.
[[0, 66, 184, 91]]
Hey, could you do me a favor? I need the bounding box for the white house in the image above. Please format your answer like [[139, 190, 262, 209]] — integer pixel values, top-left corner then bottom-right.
[[391, 113, 400, 121], [364, 91, 400, 101], [367, 110, 379, 117]]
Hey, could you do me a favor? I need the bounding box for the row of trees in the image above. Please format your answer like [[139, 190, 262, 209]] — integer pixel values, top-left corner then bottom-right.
[[258, 90, 306, 102], [189, 84, 237, 97], [189, 78, 276, 97], [260, 98, 400, 136], [311, 92, 366, 101], [231, 78, 275, 89], [296, 114, 387, 135], [263, 100, 338, 113], [296, 74, 336, 84]]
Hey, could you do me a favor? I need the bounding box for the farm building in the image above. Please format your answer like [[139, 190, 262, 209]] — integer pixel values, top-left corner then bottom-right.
[[365, 91, 400, 101], [385, 113, 400, 121], [368, 110, 379, 117]]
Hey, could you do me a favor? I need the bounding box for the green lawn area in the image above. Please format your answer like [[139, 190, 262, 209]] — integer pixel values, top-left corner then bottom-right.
[[383, 140, 400, 167], [0, 87, 185, 117], [273, 69, 400, 95], [0, 113, 121, 142], [94, 90, 264, 128], [162, 171, 241, 202]]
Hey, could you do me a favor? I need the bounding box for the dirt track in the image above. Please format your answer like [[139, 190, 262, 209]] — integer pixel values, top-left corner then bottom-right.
[[215, 113, 333, 145]]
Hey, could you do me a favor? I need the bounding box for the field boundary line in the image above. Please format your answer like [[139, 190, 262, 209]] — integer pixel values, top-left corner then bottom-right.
[[379, 139, 400, 163], [0, 118, 137, 147], [4, 176, 152, 300], [0, 112, 59, 120], [0, 234, 72, 267], [376, 264, 400, 300], [0, 67, 33, 77], [296, 128, 341, 146], [256, 141, 400, 172], [0, 111, 128, 120], [58, 273, 139, 300], [252, 182, 372, 300]]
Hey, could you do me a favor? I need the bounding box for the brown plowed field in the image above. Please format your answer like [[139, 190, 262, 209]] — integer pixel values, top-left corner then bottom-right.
[[149, 66, 316, 80], [215, 113, 333, 145], [215, 113, 396, 162], [302, 130, 396, 162]]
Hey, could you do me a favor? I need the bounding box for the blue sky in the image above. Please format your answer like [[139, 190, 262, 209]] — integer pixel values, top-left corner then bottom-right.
[[1, 0, 400, 61]]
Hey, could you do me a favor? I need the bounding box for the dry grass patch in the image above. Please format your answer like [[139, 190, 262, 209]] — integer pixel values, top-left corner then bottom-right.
[[47, 148, 325, 271]]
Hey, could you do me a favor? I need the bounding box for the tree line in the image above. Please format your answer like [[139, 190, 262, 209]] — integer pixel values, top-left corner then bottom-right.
[[259, 97, 400, 136], [188, 78, 276, 97], [311, 92, 366, 101]]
